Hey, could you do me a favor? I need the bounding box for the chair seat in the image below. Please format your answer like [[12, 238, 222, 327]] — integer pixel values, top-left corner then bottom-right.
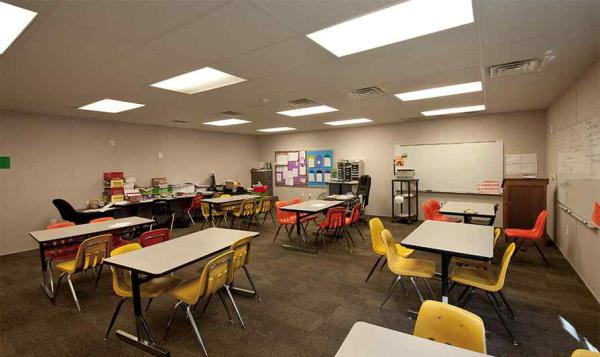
[[450, 265, 499, 292], [396, 244, 414, 258], [140, 275, 181, 298], [279, 217, 297, 225], [389, 258, 436, 278], [168, 275, 204, 305], [56, 257, 91, 274], [504, 228, 538, 239]]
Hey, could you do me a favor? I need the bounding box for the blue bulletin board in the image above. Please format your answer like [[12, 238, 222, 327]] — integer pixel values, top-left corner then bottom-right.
[[307, 150, 333, 187]]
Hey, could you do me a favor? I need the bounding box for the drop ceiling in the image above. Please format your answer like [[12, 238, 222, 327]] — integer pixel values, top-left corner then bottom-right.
[[1, 0, 598, 134]]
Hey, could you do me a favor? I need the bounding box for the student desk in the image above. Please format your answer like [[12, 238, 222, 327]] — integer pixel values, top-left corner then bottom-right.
[[439, 201, 497, 224], [336, 322, 490, 356], [200, 194, 260, 220], [29, 217, 154, 299], [280, 199, 345, 253], [401, 220, 493, 303], [103, 227, 259, 356]]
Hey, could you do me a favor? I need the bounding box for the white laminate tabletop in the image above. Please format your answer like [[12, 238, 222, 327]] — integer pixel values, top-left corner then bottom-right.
[[280, 199, 343, 213], [336, 322, 490, 357], [29, 217, 153, 243], [201, 194, 259, 204], [401, 220, 493, 260], [103, 228, 259, 275], [439, 202, 496, 217]]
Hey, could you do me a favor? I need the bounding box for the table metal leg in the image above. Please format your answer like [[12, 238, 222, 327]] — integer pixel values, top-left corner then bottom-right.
[[281, 212, 317, 254], [38, 244, 53, 299], [441, 253, 450, 303]]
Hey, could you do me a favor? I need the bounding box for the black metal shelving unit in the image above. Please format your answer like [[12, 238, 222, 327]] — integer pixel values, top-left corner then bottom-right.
[[391, 179, 419, 224]]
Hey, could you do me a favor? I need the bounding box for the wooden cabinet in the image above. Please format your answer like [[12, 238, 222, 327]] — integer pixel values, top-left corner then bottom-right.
[[502, 178, 548, 233]]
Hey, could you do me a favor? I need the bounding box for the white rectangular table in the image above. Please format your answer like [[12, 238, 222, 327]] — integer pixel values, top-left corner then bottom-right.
[[336, 322, 490, 357], [29, 217, 154, 298], [103, 227, 259, 356], [280, 200, 345, 253], [439, 202, 497, 225], [401, 220, 494, 303]]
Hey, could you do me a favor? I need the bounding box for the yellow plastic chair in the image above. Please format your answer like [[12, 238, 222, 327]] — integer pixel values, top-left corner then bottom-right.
[[230, 198, 256, 229], [52, 234, 112, 312], [452, 227, 502, 268], [200, 201, 227, 229], [104, 243, 181, 339], [572, 350, 600, 357], [229, 236, 261, 302], [414, 300, 487, 354], [366, 218, 414, 283], [450, 243, 518, 345], [254, 196, 276, 228], [163, 250, 243, 356], [378, 229, 436, 311]]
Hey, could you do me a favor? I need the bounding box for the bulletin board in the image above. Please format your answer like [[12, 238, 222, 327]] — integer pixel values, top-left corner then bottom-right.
[[307, 150, 334, 187], [274, 150, 307, 187]]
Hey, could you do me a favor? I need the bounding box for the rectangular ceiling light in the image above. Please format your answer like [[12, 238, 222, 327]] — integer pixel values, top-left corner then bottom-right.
[[78, 99, 145, 113], [257, 127, 297, 133], [0, 1, 37, 54], [421, 104, 485, 117], [150, 67, 246, 94], [324, 118, 373, 126], [396, 81, 482, 101], [307, 0, 474, 57], [277, 105, 338, 117], [203, 119, 250, 127]]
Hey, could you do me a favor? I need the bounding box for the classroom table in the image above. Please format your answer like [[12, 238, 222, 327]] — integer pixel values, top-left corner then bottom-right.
[[29, 216, 154, 299], [279, 199, 345, 253], [200, 194, 260, 221], [439, 201, 497, 224], [103, 227, 259, 356], [336, 321, 490, 357], [401, 220, 493, 303]]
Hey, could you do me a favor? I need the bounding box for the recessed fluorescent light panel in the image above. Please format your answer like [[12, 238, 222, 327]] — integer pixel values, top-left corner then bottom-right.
[[0, 1, 37, 54], [257, 127, 297, 133], [421, 105, 485, 117], [78, 99, 145, 113], [324, 118, 373, 126], [277, 105, 338, 117], [396, 81, 482, 101], [203, 119, 250, 127], [307, 0, 474, 57], [150, 67, 246, 94]]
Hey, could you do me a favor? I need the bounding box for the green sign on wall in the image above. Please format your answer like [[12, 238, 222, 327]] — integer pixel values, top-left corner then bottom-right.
[[0, 157, 10, 169]]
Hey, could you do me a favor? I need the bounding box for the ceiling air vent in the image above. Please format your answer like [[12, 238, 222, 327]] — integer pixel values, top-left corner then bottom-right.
[[171, 120, 190, 124], [285, 98, 317, 107], [489, 59, 543, 78], [344, 86, 386, 100], [220, 110, 242, 116]]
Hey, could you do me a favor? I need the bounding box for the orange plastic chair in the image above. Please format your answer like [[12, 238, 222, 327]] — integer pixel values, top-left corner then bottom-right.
[[90, 217, 114, 223], [317, 207, 354, 253], [273, 201, 296, 243], [139, 228, 170, 247], [422, 201, 436, 220], [504, 210, 549, 268], [344, 203, 365, 242], [291, 197, 318, 224], [90, 217, 127, 249], [429, 200, 461, 223]]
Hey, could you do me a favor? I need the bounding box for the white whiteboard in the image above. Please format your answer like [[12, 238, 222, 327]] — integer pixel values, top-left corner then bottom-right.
[[395, 141, 503, 194], [556, 116, 600, 226]]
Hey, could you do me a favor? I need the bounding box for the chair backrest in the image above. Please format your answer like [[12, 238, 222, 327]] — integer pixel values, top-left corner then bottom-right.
[[192, 250, 234, 303], [257, 196, 272, 213], [368, 218, 386, 256], [321, 207, 346, 229], [139, 228, 170, 247], [220, 194, 231, 199], [201, 201, 211, 217], [110, 243, 143, 296], [531, 210, 548, 240], [52, 199, 78, 222], [230, 236, 253, 273], [290, 197, 302, 204], [492, 242, 516, 291], [414, 300, 487, 354], [73, 234, 112, 271], [152, 200, 171, 215], [571, 349, 600, 357], [47, 221, 75, 229], [90, 217, 114, 223], [349, 203, 362, 223], [493, 227, 501, 245], [422, 201, 436, 220], [356, 175, 371, 206], [275, 200, 291, 222], [380, 229, 401, 262], [429, 199, 441, 212], [237, 198, 256, 216], [188, 194, 204, 210]]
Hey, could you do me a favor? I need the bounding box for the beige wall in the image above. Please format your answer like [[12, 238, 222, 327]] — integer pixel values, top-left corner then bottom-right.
[[0, 111, 259, 255], [258, 110, 548, 226], [546, 60, 600, 302]]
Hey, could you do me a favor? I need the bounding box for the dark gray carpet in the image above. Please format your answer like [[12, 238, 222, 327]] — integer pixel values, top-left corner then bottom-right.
[[1, 217, 599, 356]]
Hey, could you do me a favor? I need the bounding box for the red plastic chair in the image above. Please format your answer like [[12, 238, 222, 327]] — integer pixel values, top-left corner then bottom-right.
[[429, 200, 461, 223], [274, 201, 296, 243], [504, 210, 549, 268], [344, 203, 365, 242], [139, 228, 170, 247], [45, 221, 79, 261], [422, 201, 436, 220], [90, 217, 127, 249], [317, 207, 355, 253], [290, 197, 319, 225], [185, 194, 204, 225]]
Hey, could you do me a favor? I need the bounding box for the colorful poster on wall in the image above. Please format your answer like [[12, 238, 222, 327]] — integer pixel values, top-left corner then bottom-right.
[[274, 150, 307, 187], [307, 150, 333, 187]]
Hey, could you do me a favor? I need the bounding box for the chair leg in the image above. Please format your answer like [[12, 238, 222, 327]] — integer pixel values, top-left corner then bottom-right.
[[149, 216, 154, 231], [242, 265, 261, 302], [344, 227, 356, 247], [273, 225, 283, 242], [461, 288, 476, 309], [185, 304, 209, 357], [199, 294, 213, 317], [52, 272, 66, 304], [533, 242, 551, 268], [379, 275, 401, 311], [46, 258, 55, 293], [105, 297, 127, 340], [163, 301, 182, 342], [66, 274, 81, 312], [188, 211, 196, 225], [94, 264, 104, 288], [270, 211, 277, 227], [217, 290, 234, 324], [353, 223, 365, 242], [379, 257, 388, 271], [410, 277, 425, 304], [456, 285, 470, 304], [498, 290, 517, 321], [224, 285, 245, 329], [170, 214, 175, 233], [145, 298, 154, 313], [486, 292, 518, 346], [422, 278, 436, 300], [513, 239, 526, 256], [365, 256, 383, 283]]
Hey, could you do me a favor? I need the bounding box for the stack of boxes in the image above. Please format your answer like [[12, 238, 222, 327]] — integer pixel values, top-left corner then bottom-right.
[[103, 172, 125, 202], [152, 177, 169, 197], [124, 177, 142, 202]]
